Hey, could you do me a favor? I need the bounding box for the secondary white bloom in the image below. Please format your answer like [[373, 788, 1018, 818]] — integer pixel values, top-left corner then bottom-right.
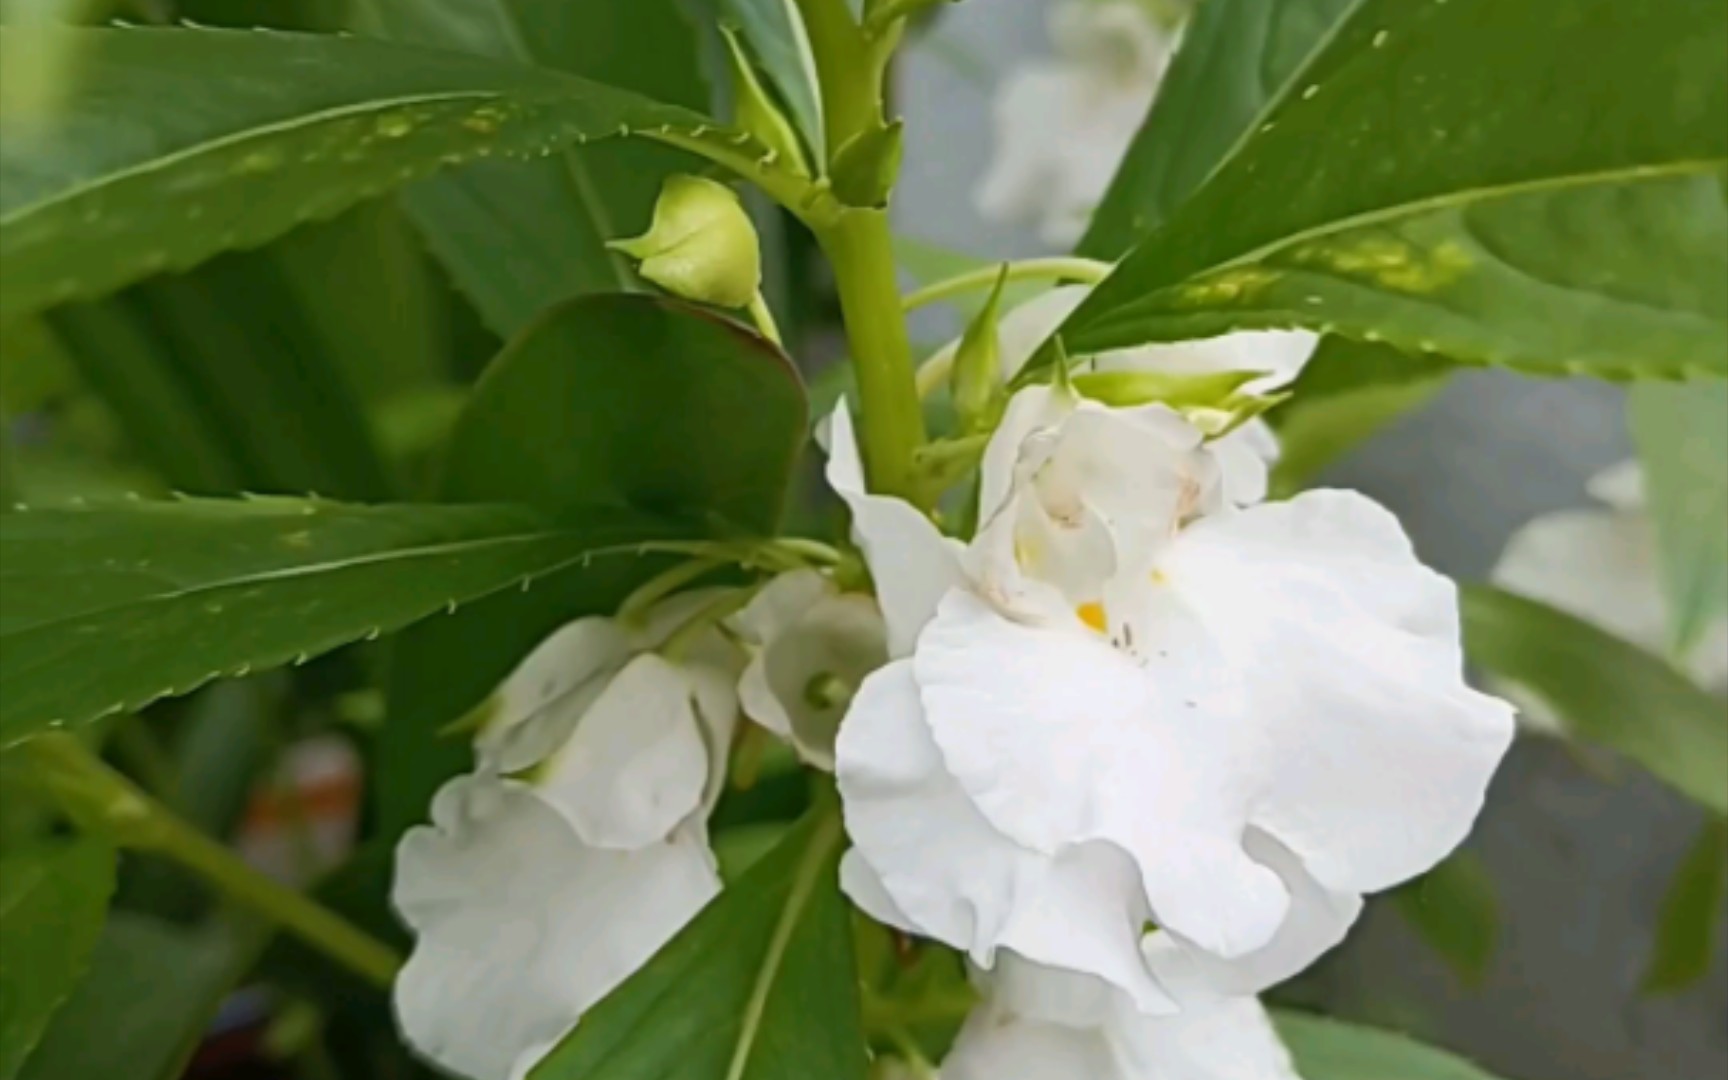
[[733, 568, 889, 769], [1492, 461, 1728, 732], [393, 594, 743, 1080], [941, 955, 1298, 1080], [978, 1, 1177, 245], [830, 390, 1514, 1011], [925, 285, 1318, 506]]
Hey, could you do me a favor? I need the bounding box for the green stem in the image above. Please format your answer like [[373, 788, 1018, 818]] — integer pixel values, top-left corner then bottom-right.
[[902, 256, 1111, 313], [793, 0, 879, 159], [818, 210, 928, 500], [28, 734, 402, 988]]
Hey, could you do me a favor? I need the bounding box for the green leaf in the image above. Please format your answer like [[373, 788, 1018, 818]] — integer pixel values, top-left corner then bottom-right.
[[1629, 379, 1728, 653], [17, 913, 254, 1080], [0, 26, 791, 325], [1269, 338, 1452, 493], [356, 0, 711, 335], [1462, 585, 1728, 814], [531, 809, 867, 1080], [0, 497, 672, 745], [1052, 0, 1728, 381], [1276, 1012, 1509, 1080], [1080, 0, 1357, 259], [377, 294, 807, 838], [721, 0, 824, 158], [1643, 817, 1728, 995], [0, 837, 114, 1080], [1391, 851, 1499, 986]]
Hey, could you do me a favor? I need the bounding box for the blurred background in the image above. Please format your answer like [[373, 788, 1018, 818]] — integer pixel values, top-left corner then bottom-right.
[[1, 1, 1723, 1078]]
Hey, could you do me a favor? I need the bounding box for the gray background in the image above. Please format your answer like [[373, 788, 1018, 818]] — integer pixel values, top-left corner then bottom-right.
[[890, 4, 1728, 1077]]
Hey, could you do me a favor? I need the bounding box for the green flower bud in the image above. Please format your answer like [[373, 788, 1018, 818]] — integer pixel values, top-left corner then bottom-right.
[[608, 175, 762, 309], [950, 264, 1010, 434]]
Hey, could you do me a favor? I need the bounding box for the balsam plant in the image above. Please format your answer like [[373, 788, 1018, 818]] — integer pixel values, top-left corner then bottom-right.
[[0, 1, 1724, 1079]]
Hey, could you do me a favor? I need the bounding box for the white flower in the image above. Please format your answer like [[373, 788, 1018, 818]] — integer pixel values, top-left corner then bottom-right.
[[732, 568, 889, 769], [393, 594, 744, 1080], [924, 285, 1318, 506], [978, 1, 1177, 245], [1492, 461, 1728, 732], [941, 955, 1299, 1080], [830, 391, 1514, 1011]]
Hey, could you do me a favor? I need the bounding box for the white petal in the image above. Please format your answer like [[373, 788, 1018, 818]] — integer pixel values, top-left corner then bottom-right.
[[1587, 458, 1646, 510], [478, 617, 631, 773], [1209, 418, 1280, 506], [1142, 831, 1361, 1000], [979, 384, 1079, 523], [1109, 994, 1300, 1080], [534, 653, 709, 849], [737, 653, 794, 741], [823, 402, 965, 656], [1094, 330, 1319, 395], [836, 662, 1174, 1011], [1165, 490, 1515, 894], [943, 1003, 1119, 1080], [393, 777, 718, 1080], [730, 568, 832, 646], [745, 592, 887, 769], [914, 591, 1289, 960]]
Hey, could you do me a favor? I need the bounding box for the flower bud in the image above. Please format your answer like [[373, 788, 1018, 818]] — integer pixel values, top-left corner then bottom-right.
[[950, 264, 1010, 434], [608, 175, 762, 308]]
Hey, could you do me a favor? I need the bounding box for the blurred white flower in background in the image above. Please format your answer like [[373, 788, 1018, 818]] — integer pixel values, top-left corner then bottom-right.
[[392, 595, 744, 1080], [977, 0, 1178, 245], [942, 955, 1299, 1080], [1492, 460, 1728, 732], [826, 389, 1515, 1013]]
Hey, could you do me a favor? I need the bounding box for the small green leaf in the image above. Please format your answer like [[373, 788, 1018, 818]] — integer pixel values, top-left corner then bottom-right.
[[17, 913, 255, 1080], [0, 497, 672, 745], [1269, 339, 1452, 493], [1629, 380, 1728, 654], [1462, 585, 1728, 814], [1392, 851, 1500, 986], [0, 837, 115, 1080], [355, 0, 713, 335], [1276, 1012, 1510, 1080], [1051, 0, 1728, 381], [377, 294, 807, 839], [1080, 0, 1357, 259], [530, 809, 868, 1080], [0, 27, 792, 325], [1643, 817, 1728, 995], [721, 0, 825, 159]]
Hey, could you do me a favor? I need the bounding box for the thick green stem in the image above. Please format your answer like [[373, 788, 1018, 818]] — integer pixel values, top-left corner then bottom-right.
[[793, 0, 878, 158], [819, 210, 928, 499], [29, 734, 402, 989]]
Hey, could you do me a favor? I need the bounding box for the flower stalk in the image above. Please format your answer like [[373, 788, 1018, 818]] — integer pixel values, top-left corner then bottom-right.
[[28, 733, 402, 989]]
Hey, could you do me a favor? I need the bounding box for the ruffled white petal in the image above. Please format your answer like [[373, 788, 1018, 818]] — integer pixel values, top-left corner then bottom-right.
[[823, 403, 965, 656], [1162, 491, 1516, 894], [478, 617, 630, 773], [533, 653, 710, 849], [393, 776, 718, 1080], [836, 662, 1174, 1011], [1093, 329, 1319, 396], [740, 590, 886, 769], [945, 954, 1299, 1080]]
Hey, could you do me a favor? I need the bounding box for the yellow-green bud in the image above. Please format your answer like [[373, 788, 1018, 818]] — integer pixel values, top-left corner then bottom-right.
[[608, 175, 762, 309], [950, 264, 1010, 434]]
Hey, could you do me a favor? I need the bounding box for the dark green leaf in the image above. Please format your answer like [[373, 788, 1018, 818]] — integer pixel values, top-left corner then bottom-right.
[[1643, 817, 1728, 995], [1268, 338, 1452, 493], [17, 913, 254, 1080], [1462, 585, 1728, 814], [1053, 0, 1728, 381], [1080, 0, 1356, 259], [0, 27, 786, 324], [378, 294, 806, 838], [356, 0, 710, 335], [721, 0, 824, 159], [0, 497, 672, 745], [1391, 851, 1499, 986], [0, 837, 114, 1080], [530, 810, 867, 1080], [1629, 380, 1728, 653], [1276, 1012, 1509, 1080]]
